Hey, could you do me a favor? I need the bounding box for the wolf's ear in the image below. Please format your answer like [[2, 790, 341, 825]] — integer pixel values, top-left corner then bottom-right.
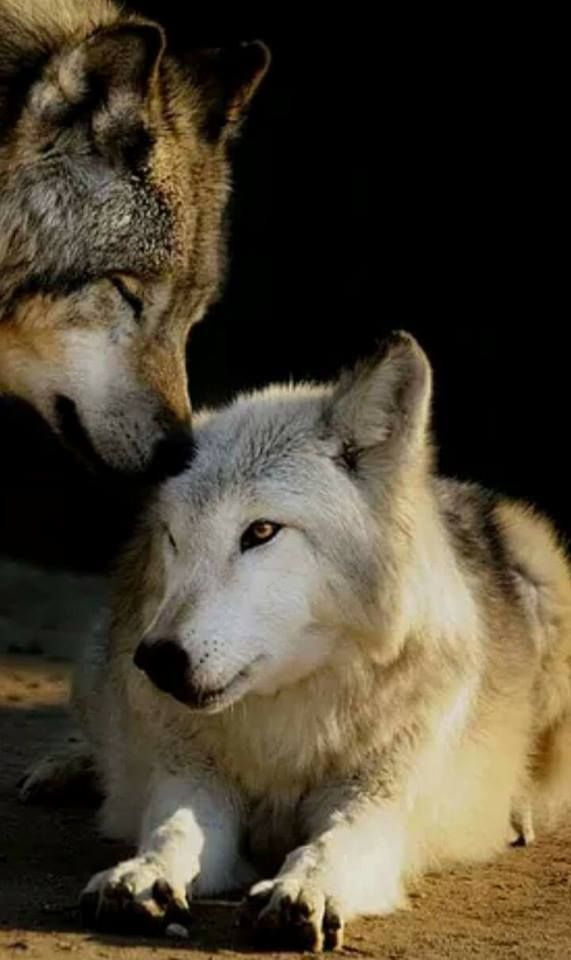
[[327, 332, 432, 475], [31, 21, 165, 162], [184, 41, 271, 140], [76, 22, 165, 98]]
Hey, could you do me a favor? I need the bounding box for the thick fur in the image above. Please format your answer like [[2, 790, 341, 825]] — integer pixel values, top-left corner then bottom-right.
[[0, 0, 268, 474], [62, 333, 571, 950]]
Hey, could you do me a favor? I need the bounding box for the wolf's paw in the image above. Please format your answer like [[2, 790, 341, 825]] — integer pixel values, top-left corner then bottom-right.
[[80, 856, 192, 934], [18, 742, 100, 806], [242, 877, 344, 952]]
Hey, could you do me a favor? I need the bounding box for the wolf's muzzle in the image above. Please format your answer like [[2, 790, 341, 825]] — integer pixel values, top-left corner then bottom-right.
[[146, 428, 195, 482], [134, 638, 192, 704], [134, 638, 229, 709], [54, 395, 194, 481]]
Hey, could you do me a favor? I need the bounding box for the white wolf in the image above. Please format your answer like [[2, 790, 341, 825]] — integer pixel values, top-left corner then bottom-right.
[[68, 332, 571, 951]]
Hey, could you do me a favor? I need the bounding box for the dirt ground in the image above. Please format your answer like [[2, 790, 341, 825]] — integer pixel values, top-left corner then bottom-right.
[[1, 564, 571, 959]]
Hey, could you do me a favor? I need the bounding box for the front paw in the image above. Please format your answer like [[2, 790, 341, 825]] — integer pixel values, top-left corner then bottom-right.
[[242, 876, 344, 953], [81, 856, 192, 934]]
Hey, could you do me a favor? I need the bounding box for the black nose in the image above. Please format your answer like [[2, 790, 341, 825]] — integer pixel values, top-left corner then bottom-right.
[[146, 428, 195, 483], [134, 639, 191, 702]]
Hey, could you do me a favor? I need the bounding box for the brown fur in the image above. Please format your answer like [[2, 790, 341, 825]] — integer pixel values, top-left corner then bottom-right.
[[0, 0, 269, 474]]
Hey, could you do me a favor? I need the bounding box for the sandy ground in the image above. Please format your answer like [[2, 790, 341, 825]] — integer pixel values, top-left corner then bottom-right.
[[1, 561, 571, 959]]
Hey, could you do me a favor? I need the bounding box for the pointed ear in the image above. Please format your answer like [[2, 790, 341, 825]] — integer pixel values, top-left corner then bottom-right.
[[31, 21, 165, 163], [327, 331, 432, 476], [185, 40, 271, 140], [79, 21, 165, 97]]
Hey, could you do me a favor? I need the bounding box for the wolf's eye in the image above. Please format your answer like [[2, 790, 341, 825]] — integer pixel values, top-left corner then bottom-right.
[[240, 520, 283, 553], [109, 276, 143, 321]]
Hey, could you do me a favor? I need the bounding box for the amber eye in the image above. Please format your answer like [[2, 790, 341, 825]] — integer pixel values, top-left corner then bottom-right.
[[240, 520, 283, 553]]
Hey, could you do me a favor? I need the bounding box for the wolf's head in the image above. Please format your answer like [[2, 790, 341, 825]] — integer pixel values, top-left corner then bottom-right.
[[0, 0, 269, 477], [124, 332, 433, 711]]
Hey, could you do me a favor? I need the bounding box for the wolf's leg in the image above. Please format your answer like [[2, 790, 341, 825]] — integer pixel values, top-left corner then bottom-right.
[[18, 737, 99, 805], [528, 713, 571, 828], [243, 792, 407, 953], [509, 797, 535, 846], [81, 768, 243, 933]]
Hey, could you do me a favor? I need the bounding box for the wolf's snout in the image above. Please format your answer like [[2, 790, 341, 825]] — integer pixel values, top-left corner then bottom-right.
[[134, 638, 192, 702], [147, 426, 195, 482], [54, 394, 194, 479]]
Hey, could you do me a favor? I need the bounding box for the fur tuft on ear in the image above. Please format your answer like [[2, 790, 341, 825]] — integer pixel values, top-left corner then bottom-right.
[[183, 40, 271, 141], [329, 331, 432, 475]]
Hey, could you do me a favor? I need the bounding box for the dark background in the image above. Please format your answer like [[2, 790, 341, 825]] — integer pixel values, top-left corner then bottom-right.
[[0, 9, 566, 570]]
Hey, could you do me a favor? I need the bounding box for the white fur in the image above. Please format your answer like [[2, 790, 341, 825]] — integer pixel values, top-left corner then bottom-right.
[[62, 334, 571, 950]]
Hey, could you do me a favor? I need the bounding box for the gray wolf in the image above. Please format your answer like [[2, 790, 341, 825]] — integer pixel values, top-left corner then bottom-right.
[[0, 0, 268, 478], [40, 332, 571, 950]]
